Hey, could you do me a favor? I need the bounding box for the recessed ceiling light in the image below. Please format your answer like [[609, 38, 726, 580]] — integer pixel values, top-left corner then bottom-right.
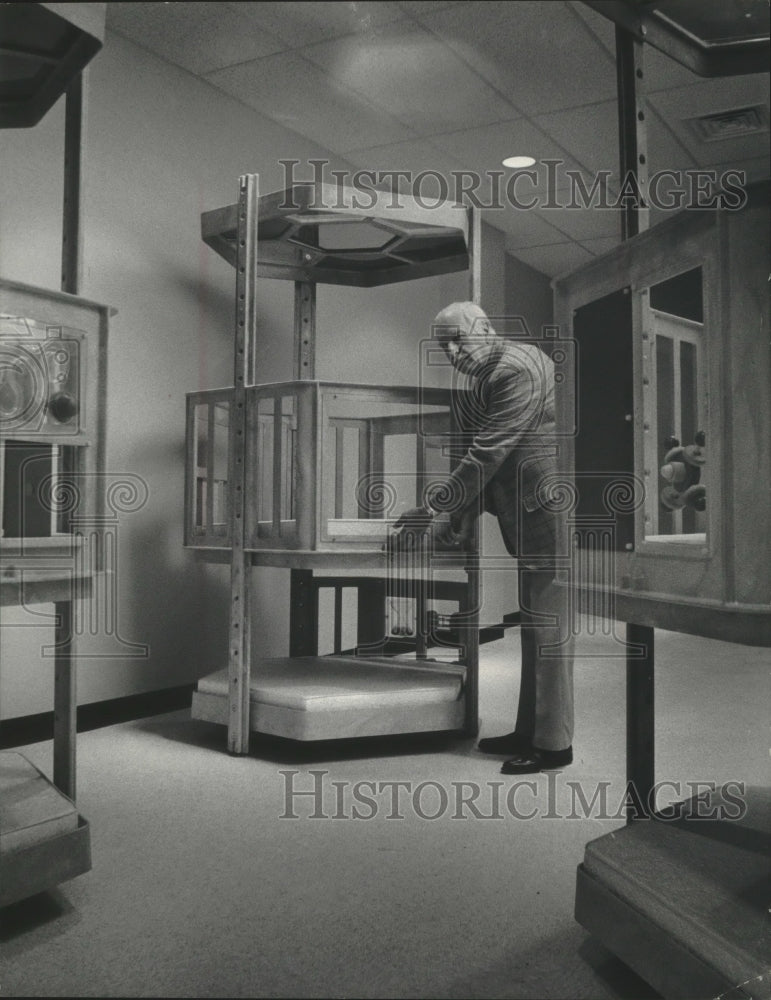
[[502, 156, 536, 169]]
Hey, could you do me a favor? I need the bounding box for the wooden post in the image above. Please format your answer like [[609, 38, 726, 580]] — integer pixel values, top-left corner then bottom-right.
[[226, 174, 259, 755]]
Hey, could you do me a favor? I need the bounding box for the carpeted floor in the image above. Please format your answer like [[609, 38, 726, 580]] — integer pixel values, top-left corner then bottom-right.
[[0, 626, 768, 998]]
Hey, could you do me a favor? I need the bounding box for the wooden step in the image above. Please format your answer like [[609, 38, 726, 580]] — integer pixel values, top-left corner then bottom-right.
[[575, 785, 771, 998], [0, 752, 91, 907]]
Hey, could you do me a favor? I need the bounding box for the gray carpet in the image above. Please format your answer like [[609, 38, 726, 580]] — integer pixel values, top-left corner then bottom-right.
[[1, 626, 768, 998]]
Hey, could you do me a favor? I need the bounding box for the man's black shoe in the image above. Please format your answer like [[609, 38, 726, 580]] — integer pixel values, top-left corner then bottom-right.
[[477, 730, 533, 755], [500, 746, 573, 774]]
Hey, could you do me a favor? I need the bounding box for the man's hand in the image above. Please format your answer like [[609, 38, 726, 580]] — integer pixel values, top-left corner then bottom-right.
[[393, 505, 434, 532], [387, 505, 433, 552], [387, 506, 477, 553], [433, 514, 463, 549], [434, 509, 476, 550]]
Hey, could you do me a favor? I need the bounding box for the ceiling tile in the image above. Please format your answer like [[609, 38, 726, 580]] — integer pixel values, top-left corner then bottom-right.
[[578, 236, 620, 258], [539, 202, 621, 241], [512, 240, 593, 278], [300, 20, 518, 134], [106, 2, 285, 74], [231, 1, 405, 48], [565, 1, 615, 58], [342, 139, 607, 249], [414, 0, 617, 114], [534, 100, 620, 184], [398, 1, 470, 14], [497, 209, 576, 250], [206, 52, 417, 152], [646, 107, 698, 177], [426, 119, 584, 186], [343, 139, 468, 193]]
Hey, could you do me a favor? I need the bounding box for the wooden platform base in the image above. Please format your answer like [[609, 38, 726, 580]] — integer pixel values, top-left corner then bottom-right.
[[191, 655, 466, 740], [575, 787, 771, 999], [0, 753, 91, 907]]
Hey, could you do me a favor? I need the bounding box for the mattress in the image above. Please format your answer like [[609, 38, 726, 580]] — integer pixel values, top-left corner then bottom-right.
[[193, 655, 466, 740]]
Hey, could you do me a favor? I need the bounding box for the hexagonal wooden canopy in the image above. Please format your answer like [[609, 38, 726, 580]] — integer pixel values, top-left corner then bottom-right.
[[0, 4, 105, 128], [201, 182, 470, 287], [584, 0, 769, 77]]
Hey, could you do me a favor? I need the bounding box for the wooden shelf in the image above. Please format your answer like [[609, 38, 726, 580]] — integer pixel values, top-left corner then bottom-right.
[[569, 584, 771, 647], [0, 569, 99, 607]]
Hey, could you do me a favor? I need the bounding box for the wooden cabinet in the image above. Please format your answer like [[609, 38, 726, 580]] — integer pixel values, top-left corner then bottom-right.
[[0, 279, 111, 905], [553, 182, 770, 645], [188, 176, 484, 751]]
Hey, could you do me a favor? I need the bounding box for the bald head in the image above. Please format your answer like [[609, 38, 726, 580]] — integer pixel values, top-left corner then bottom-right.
[[433, 301, 499, 375], [433, 301, 492, 339]]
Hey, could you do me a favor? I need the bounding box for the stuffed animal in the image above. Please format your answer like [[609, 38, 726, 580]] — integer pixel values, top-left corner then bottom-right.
[[660, 431, 706, 511]]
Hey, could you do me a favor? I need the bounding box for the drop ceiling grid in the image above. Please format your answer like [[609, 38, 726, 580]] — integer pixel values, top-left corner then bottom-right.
[[228, 0, 407, 49], [103, 1, 769, 278], [205, 50, 422, 154], [515, 241, 594, 277], [405, 0, 619, 115], [105, 2, 285, 73], [297, 18, 520, 134]]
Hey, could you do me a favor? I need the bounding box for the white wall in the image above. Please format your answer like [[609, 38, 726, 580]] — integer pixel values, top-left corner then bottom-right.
[[2, 32, 521, 717]]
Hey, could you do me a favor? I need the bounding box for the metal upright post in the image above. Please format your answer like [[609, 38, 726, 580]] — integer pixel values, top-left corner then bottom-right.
[[294, 281, 316, 379], [616, 26, 654, 815], [463, 205, 482, 735], [54, 73, 85, 797], [289, 279, 319, 655], [61, 72, 84, 295], [227, 174, 259, 754], [616, 27, 650, 239]]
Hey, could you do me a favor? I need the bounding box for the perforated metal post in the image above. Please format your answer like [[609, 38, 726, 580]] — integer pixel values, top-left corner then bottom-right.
[[226, 174, 259, 754], [289, 279, 318, 652], [616, 27, 650, 239], [54, 73, 86, 797], [617, 27, 654, 815], [463, 205, 482, 735], [294, 281, 316, 379]]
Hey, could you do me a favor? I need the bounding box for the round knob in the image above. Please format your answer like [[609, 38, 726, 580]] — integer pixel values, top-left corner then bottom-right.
[[48, 392, 77, 423]]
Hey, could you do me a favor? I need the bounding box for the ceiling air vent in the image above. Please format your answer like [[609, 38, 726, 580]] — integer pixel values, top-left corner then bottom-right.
[[686, 105, 769, 142]]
